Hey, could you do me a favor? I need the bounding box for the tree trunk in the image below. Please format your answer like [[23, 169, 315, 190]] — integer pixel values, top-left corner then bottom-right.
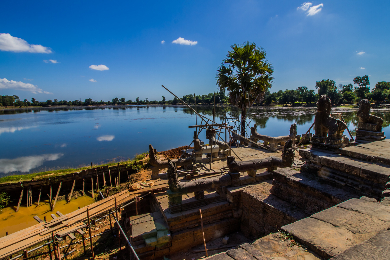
[[240, 106, 247, 141]]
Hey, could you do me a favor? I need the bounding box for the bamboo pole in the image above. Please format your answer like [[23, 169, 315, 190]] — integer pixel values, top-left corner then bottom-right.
[[199, 209, 208, 257], [26, 187, 29, 208], [16, 189, 23, 212], [37, 187, 42, 206], [68, 179, 76, 202], [51, 182, 62, 211], [82, 178, 85, 195], [102, 171, 106, 187], [87, 208, 95, 259]]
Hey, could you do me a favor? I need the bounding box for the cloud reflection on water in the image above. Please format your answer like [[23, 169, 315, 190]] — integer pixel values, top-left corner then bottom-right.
[[0, 126, 37, 135], [97, 135, 115, 141], [0, 153, 64, 173]]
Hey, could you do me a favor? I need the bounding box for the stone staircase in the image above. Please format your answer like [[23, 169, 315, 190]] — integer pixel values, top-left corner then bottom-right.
[[299, 139, 390, 199]]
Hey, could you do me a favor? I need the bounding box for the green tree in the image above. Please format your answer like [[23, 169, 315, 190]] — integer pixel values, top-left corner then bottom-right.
[[120, 98, 126, 104], [217, 42, 273, 137], [353, 75, 370, 99], [136, 97, 140, 104], [374, 81, 390, 91], [162, 96, 166, 104], [112, 97, 119, 105]]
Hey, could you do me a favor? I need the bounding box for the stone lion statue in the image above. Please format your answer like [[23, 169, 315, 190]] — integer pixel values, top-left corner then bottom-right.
[[357, 99, 383, 132]]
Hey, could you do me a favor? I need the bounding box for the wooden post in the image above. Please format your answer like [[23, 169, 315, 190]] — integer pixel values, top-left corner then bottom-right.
[[26, 187, 29, 208], [199, 209, 208, 257], [52, 232, 58, 260], [109, 169, 112, 187], [115, 198, 121, 254], [102, 171, 106, 187], [118, 163, 121, 187], [91, 177, 94, 198], [68, 179, 76, 202], [23, 250, 28, 260], [37, 187, 42, 206], [109, 210, 114, 235], [47, 238, 53, 260], [126, 170, 129, 181], [96, 173, 99, 191], [82, 179, 85, 195], [49, 185, 53, 205], [51, 182, 62, 211], [30, 187, 33, 207], [87, 208, 94, 259], [16, 189, 23, 212], [91, 162, 93, 168], [136, 197, 139, 215], [82, 234, 86, 255]]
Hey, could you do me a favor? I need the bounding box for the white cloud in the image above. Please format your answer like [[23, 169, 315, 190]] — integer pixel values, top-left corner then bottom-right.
[[60, 143, 67, 148], [44, 59, 59, 63], [0, 33, 52, 53], [161, 40, 165, 44], [97, 135, 115, 141], [0, 153, 63, 173], [0, 78, 52, 94], [360, 67, 365, 70], [297, 2, 312, 11], [89, 65, 109, 71], [357, 51, 365, 55], [89, 79, 97, 82], [94, 124, 100, 129], [172, 37, 198, 46], [297, 2, 323, 16], [307, 4, 323, 16]]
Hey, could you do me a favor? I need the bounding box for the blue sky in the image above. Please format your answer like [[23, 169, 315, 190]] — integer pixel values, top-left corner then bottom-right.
[[1, 0, 389, 102]]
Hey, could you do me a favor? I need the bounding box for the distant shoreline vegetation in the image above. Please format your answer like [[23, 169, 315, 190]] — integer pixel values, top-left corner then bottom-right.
[[1, 76, 390, 109]]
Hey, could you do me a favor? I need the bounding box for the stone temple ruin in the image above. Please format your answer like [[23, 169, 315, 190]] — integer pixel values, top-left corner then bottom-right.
[[2, 96, 390, 260], [118, 96, 390, 259]]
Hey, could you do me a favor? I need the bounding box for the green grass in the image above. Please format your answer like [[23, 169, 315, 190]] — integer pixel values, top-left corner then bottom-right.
[[0, 152, 148, 184]]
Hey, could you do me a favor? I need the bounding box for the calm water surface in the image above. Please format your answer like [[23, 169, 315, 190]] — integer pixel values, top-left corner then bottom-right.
[[1, 106, 389, 177]]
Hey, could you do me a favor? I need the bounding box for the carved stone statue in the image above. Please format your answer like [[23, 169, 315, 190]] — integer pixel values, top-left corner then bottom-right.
[[312, 95, 347, 148], [357, 99, 383, 132], [356, 99, 385, 141]]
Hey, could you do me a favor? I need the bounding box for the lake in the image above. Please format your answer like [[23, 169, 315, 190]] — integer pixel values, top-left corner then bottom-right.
[[1, 105, 389, 177]]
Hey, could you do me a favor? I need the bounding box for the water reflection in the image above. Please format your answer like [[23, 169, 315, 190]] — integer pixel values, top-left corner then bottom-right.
[[0, 126, 37, 135], [1, 106, 390, 176], [0, 153, 63, 173], [97, 135, 115, 141]]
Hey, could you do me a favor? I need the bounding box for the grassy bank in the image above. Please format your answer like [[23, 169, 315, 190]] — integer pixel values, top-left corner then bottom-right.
[[0, 153, 148, 184]]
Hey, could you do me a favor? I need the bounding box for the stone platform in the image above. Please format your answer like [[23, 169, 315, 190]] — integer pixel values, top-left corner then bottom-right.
[[282, 197, 390, 259], [205, 232, 320, 260]]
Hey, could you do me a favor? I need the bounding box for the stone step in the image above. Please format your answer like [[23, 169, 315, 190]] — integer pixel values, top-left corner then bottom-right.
[[340, 139, 390, 166], [300, 147, 390, 197], [281, 197, 390, 259], [272, 168, 360, 215], [205, 232, 320, 260]]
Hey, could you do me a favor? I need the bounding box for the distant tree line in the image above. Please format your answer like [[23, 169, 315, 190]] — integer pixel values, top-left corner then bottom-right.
[[2, 75, 389, 108], [262, 75, 390, 106]]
